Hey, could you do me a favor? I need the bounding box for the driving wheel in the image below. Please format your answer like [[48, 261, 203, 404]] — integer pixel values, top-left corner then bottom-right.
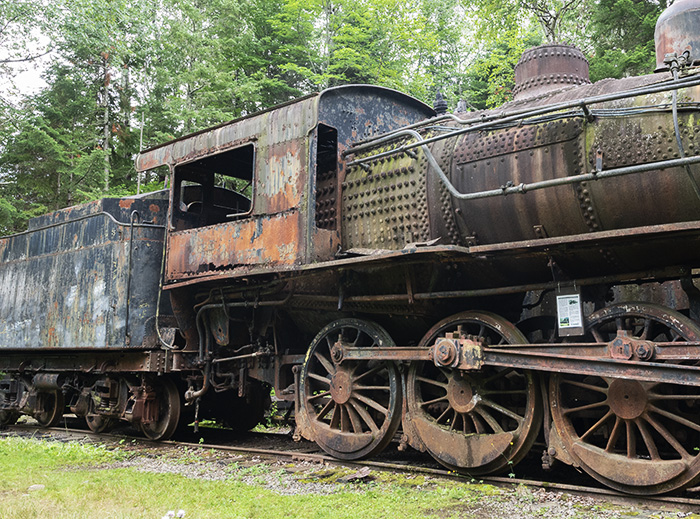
[[406, 311, 541, 475], [300, 319, 402, 460], [550, 303, 700, 494]]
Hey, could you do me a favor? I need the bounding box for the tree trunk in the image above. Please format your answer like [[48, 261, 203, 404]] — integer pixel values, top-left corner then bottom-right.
[[102, 54, 111, 192]]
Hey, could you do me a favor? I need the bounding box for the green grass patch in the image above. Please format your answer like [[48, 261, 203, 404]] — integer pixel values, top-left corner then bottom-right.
[[0, 436, 498, 519], [0, 436, 672, 519]]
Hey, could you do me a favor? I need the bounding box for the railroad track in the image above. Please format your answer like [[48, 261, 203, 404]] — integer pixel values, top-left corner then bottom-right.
[[4, 421, 700, 515]]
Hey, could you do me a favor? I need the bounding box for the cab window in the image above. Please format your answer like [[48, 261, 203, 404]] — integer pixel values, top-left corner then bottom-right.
[[171, 144, 254, 230]]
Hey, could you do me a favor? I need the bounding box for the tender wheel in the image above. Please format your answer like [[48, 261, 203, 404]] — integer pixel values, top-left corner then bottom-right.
[[34, 391, 65, 427], [85, 398, 117, 434], [140, 378, 181, 441], [0, 391, 19, 426], [406, 311, 541, 475], [0, 411, 19, 427], [300, 319, 402, 460], [550, 303, 700, 494]]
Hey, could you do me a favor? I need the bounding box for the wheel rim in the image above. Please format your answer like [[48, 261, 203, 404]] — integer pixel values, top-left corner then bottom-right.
[[34, 391, 64, 428], [85, 398, 116, 434], [0, 391, 18, 426], [300, 319, 402, 460], [406, 311, 541, 475], [0, 411, 19, 427], [139, 378, 181, 441], [86, 414, 117, 433], [550, 303, 700, 494]]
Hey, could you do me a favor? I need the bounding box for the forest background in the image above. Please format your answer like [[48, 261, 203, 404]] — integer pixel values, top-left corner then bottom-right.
[[0, 0, 668, 233]]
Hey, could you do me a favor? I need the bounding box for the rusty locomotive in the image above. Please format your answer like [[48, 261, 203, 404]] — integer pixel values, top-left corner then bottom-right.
[[4, 0, 700, 496]]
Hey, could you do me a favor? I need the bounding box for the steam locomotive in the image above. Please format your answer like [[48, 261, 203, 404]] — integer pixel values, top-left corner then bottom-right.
[[3, 0, 700, 496]]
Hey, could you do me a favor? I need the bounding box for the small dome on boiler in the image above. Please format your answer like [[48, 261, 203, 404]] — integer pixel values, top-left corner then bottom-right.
[[655, 0, 700, 70]]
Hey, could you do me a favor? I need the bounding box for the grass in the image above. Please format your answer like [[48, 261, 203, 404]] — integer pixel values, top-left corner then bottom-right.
[[0, 436, 686, 519], [0, 436, 493, 519]]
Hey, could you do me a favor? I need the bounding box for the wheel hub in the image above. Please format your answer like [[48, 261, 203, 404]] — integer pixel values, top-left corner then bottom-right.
[[330, 369, 353, 405], [607, 379, 648, 420], [447, 375, 476, 413]]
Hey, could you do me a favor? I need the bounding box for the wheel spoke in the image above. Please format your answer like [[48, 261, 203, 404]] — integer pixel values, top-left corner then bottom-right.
[[308, 390, 331, 401], [626, 420, 637, 458], [436, 405, 452, 424], [605, 416, 623, 452], [349, 398, 379, 434], [345, 328, 361, 347], [345, 401, 365, 434], [480, 397, 524, 424], [354, 385, 391, 392], [421, 395, 449, 407], [560, 379, 608, 394], [636, 418, 661, 460], [475, 406, 505, 433], [314, 351, 336, 377], [562, 400, 608, 416], [648, 393, 700, 401], [415, 375, 448, 389], [329, 405, 340, 429], [647, 404, 700, 433], [353, 392, 388, 416], [308, 372, 331, 386], [482, 367, 515, 386], [316, 399, 335, 421], [353, 364, 384, 383], [579, 410, 614, 441], [340, 404, 350, 432], [470, 412, 486, 433], [645, 414, 691, 460]]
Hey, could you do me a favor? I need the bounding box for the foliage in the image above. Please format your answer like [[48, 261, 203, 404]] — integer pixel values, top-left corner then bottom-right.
[[587, 0, 664, 81], [0, 0, 663, 234], [464, 30, 542, 110]]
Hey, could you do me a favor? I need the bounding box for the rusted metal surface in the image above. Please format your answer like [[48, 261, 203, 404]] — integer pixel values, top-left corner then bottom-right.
[[0, 349, 170, 373], [0, 194, 170, 350], [402, 312, 541, 475], [548, 303, 700, 495], [338, 70, 700, 282], [513, 44, 591, 100], [655, 0, 700, 70], [296, 319, 403, 460], [166, 210, 302, 282], [159, 86, 433, 286], [446, 78, 700, 251]]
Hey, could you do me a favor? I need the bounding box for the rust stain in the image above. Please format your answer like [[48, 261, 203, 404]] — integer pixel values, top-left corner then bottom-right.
[[149, 204, 161, 213], [166, 211, 301, 281], [119, 200, 135, 209]]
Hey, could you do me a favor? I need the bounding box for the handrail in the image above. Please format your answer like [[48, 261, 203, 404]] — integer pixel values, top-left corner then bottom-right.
[[345, 72, 700, 163]]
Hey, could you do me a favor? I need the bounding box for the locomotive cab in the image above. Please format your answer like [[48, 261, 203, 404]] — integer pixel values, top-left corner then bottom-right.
[[135, 86, 434, 286]]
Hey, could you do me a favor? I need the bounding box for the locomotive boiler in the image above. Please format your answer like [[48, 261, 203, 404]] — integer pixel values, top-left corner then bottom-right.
[[4, 0, 700, 496]]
